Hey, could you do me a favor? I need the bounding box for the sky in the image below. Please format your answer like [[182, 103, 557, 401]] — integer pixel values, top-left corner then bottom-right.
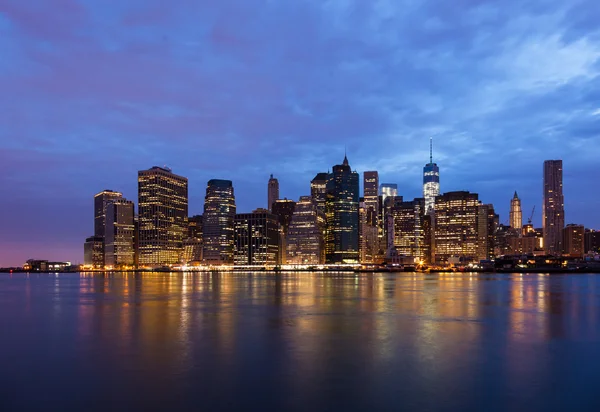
[[1, 0, 600, 266]]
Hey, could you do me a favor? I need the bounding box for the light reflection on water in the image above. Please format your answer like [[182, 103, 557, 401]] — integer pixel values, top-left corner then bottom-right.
[[1, 272, 600, 411]]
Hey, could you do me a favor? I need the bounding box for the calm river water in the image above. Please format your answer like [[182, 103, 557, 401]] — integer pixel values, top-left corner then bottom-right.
[[1, 272, 599, 411]]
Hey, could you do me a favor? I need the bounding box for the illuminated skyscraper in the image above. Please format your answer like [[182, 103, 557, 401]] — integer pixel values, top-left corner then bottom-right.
[[362, 171, 380, 263], [203, 179, 236, 264], [434, 191, 479, 264], [272, 198, 296, 263], [311, 172, 328, 214], [94, 190, 123, 238], [234, 209, 280, 265], [379, 183, 398, 205], [543, 160, 564, 255], [510, 191, 522, 230], [477, 203, 496, 261], [325, 155, 359, 263], [423, 137, 440, 214], [287, 196, 325, 264], [391, 198, 427, 262], [137, 166, 188, 266], [84, 236, 104, 268], [105, 199, 135, 267], [267, 174, 279, 212]]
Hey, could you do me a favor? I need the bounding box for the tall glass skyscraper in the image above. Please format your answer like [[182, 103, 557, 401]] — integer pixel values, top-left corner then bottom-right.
[[325, 155, 359, 264], [543, 160, 564, 255], [105, 199, 135, 268], [267, 174, 279, 212], [203, 179, 236, 264], [423, 137, 440, 214], [287, 196, 325, 264], [311, 172, 328, 214], [138, 167, 188, 266]]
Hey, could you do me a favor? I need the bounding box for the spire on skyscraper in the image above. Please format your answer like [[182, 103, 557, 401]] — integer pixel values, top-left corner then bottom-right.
[[430, 136, 433, 164], [343, 151, 349, 166]]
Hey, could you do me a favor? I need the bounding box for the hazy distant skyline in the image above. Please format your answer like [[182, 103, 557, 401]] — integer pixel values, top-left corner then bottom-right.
[[1, 0, 600, 265]]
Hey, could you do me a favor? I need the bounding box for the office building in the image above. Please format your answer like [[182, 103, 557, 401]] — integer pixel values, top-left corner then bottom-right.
[[477, 203, 496, 261], [272, 199, 296, 263], [83, 236, 104, 268], [423, 137, 440, 214], [268, 174, 279, 212], [286, 196, 325, 265], [543, 160, 564, 255], [311, 173, 328, 214], [510, 191, 522, 230], [434, 191, 479, 265], [188, 215, 203, 239], [390, 198, 427, 262], [234, 209, 280, 265], [563, 224, 584, 258], [105, 199, 135, 267], [94, 190, 123, 238], [325, 155, 359, 263], [362, 172, 380, 263], [380, 183, 398, 205], [203, 179, 236, 264], [184, 215, 203, 263], [585, 230, 600, 253], [137, 166, 188, 266]]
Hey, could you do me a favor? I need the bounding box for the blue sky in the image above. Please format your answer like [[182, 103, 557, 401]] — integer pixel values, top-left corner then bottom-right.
[[1, 0, 599, 265]]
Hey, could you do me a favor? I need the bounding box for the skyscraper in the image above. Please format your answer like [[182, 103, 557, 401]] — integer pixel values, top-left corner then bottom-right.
[[325, 155, 359, 264], [477, 203, 496, 261], [434, 191, 479, 265], [390, 198, 427, 262], [379, 183, 398, 205], [423, 137, 440, 214], [138, 166, 188, 266], [543, 160, 564, 255], [510, 191, 522, 230], [362, 171, 380, 262], [311, 172, 328, 214], [105, 199, 135, 267], [286, 196, 325, 265], [272, 198, 296, 263], [83, 236, 104, 268], [267, 174, 279, 212], [203, 179, 236, 264], [234, 209, 280, 265], [94, 190, 123, 238], [562, 224, 584, 258]]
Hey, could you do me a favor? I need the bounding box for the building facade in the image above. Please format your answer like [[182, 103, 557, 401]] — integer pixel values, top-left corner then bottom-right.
[[137, 167, 188, 266], [362, 171, 380, 263], [423, 138, 440, 214], [434, 191, 479, 265], [267, 174, 279, 212], [202, 179, 236, 264], [510, 191, 522, 231], [94, 190, 123, 239], [105, 199, 135, 267], [84, 236, 104, 268], [543, 160, 564, 255], [325, 156, 359, 263], [234, 209, 280, 265], [311, 173, 328, 214], [563, 224, 584, 258], [477, 203, 496, 261], [286, 196, 325, 265], [390, 198, 427, 263]]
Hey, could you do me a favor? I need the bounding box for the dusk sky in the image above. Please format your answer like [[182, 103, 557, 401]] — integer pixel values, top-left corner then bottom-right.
[[1, 0, 599, 266]]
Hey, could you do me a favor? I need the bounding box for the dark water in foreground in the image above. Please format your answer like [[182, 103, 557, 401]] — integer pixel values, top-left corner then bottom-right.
[[1, 272, 600, 411]]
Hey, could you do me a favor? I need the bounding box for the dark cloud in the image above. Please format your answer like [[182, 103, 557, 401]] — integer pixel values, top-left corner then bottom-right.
[[1, 0, 599, 265]]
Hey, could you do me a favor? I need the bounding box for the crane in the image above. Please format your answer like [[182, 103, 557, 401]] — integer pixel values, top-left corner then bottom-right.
[[528, 205, 535, 225]]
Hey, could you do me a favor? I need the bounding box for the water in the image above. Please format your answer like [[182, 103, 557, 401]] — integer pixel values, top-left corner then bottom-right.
[[1, 272, 599, 411]]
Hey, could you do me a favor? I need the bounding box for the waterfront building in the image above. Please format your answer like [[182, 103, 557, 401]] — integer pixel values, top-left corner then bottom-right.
[[563, 224, 585, 258], [477, 203, 496, 261], [188, 215, 203, 239], [434, 191, 479, 265], [94, 190, 123, 238], [268, 174, 279, 212], [585, 230, 600, 253], [272, 198, 296, 263], [138, 167, 188, 266], [311, 173, 328, 214], [234, 209, 280, 265], [83, 236, 104, 268], [202, 179, 236, 264], [510, 192, 522, 230], [390, 198, 427, 263], [362, 171, 380, 263], [543, 160, 564, 255], [325, 155, 359, 263], [105, 199, 135, 268], [286, 196, 325, 265], [423, 137, 440, 214], [184, 215, 203, 263], [509, 236, 537, 255]]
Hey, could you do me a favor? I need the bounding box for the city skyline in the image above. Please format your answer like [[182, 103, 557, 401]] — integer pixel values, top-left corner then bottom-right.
[[2, 0, 600, 265]]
